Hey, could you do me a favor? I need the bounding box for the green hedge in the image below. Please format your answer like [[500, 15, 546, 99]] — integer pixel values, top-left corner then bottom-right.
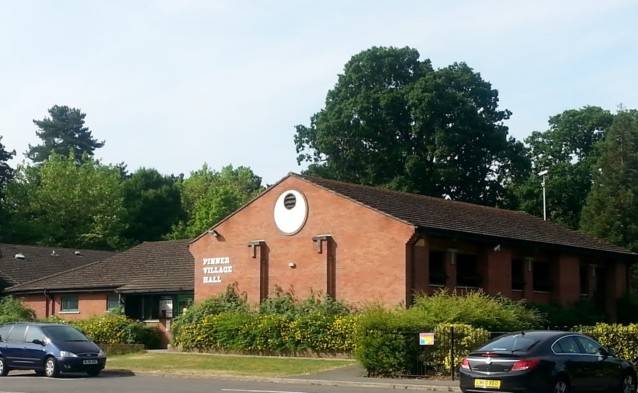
[[0, 296, 36, 324], [73, 313, 162, 349], [578, 323, 638, 361]]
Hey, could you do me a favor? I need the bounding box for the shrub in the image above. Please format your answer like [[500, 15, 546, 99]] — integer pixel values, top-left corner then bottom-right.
[[531, 299, 606, 328], [408, 290, 543, 331], [617, 293, 638, 324], [425, 323, 490, 374], [0, 296, 35, 324], [577, 323, 638, 361], [171, 284, 248, 340], [74, 313, 162, 348]]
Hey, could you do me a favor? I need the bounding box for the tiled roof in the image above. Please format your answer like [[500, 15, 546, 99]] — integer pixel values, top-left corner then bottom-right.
[[0, 244, 114, 289], [5, 240, 193, 294], [300, 175, 635, 257]]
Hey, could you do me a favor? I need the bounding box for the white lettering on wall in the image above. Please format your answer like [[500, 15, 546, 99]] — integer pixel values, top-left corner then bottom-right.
[[202, 257, 232, 284]]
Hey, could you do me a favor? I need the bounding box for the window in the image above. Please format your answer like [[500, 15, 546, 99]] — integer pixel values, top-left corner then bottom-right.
[[532, 260, 552, 291], [457, 253, 481, 287], [429, 251, 446, 285], [107, 293, 120, 311], [480, 334, 539, 352], [579, 263, 589, 295], [511, 258, 525, 290], [553, 336, 581, 354], [576, 336, 601, 355], [7, 325, 26, 343], [42, 326, 89, 342], [25, 326, 45, 344], [60, 295, 79, 313]]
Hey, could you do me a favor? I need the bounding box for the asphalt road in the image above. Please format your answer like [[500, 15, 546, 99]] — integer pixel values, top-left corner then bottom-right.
[[0, 372, 403, 393]]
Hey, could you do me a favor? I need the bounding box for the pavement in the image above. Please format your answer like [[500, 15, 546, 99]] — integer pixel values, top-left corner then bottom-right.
[[0, 365, 461, 393]]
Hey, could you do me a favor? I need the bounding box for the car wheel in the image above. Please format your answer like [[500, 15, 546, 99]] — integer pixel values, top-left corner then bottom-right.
[[553, 377, 570, 393], [44, 357, 59, 378], [622, 372, 637, 393], [0, 357, 8, 376], [86, 369, 101, 377]]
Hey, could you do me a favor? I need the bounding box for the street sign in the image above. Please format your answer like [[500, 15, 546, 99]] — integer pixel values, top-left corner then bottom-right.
[[419, 332, 435, 346]]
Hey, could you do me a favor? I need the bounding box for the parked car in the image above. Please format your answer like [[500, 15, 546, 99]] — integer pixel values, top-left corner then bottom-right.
[[459, 331, 636, 393], [0, 322, 106, 377]]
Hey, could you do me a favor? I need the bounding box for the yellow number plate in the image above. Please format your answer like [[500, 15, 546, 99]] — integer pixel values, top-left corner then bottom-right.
[[474, 379, 501, 389]]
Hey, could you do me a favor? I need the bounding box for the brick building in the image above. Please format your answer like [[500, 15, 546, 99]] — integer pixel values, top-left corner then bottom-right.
[[5, 240, 194, 346], [191, 174, 636, 318]]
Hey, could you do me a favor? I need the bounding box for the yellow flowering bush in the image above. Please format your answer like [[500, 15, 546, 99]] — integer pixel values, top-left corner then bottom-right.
[[577, 323, 638, 361]]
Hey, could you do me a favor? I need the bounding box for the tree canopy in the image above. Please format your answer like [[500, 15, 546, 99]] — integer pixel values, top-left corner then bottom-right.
[[0, 136, 15, 194], [27, 105, 104, 164], [169, 165, 263, 239], [513, 106, 614, 228], [295, 46, 529, 206], [3, 154, 126, 249], [121, 168, 184, 243], [580, 110, 638, 251]]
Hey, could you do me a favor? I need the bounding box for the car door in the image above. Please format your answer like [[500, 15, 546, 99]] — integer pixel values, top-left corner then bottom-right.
[[23, 326, 47, 368], [0, 325, 12, 361], [4, 325, 27, 368], [552, 335, 592, 392], [575, 336, 622, 392]]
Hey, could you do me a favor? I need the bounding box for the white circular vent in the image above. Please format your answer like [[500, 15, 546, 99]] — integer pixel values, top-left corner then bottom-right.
[[274, 190, 308, 235]]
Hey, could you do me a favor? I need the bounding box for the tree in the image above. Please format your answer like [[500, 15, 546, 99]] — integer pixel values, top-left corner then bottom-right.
[[27, 105, 104, 163], [580, 109, 638, 251], [0, 136, 15, 241], [294, 46, 528, 206], [122, 168, 183, 243], [0, 136, 15, 193], [513, 107, 614, 228], [3, 154, 126, 249], [169, 165, 263, 239]]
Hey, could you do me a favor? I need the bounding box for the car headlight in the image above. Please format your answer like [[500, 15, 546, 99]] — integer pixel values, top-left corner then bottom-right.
[[59, 351, 78, 358], [98, 349, 106, 357]]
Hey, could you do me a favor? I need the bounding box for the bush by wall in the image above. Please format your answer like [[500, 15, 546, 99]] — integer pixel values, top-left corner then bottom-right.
[[578, 323, 638, 361], [532, 299, 606, 328], [409, 291, 543, 331], [73, 313, 162, 349], [0, 296, 35, 324], [353, 307, 490, 376]]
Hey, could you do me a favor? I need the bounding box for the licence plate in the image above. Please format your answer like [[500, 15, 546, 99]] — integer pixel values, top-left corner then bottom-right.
[[83, 359, 99, 365], [474, 379, 501, 389]]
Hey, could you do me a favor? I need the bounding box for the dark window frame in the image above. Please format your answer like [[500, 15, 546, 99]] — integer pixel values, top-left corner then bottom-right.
[[60, 294, 79, 313], [511, 258, 525, 290], [429, 250, 446, 286], [532, 260, 553, 292], [456, 253, 482, 288]]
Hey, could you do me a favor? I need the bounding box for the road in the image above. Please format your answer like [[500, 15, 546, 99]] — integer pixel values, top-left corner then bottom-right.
[[0, 372, 404, 393]]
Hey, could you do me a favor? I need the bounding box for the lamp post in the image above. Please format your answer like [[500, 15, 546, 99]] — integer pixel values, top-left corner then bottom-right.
[[538, 170, 548, 221]]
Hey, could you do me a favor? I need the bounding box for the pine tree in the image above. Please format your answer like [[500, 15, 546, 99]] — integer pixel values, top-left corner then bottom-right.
[[0, 136, 15, 191], [27, 105, 104, 163], [580, 109, 638, 252]]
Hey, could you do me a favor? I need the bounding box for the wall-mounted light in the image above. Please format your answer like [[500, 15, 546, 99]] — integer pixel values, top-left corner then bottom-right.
[[288, 262, 296, 269], [208, 229, 220, 238], [493, 244, 501, 252]]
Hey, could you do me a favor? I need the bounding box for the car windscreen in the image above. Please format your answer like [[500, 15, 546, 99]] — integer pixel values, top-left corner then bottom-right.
[[480, 334, 540, 352], [41, 325, 89, 342]]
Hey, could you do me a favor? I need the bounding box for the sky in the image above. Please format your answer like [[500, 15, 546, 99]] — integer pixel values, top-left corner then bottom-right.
[[1, 0, 637, 184]]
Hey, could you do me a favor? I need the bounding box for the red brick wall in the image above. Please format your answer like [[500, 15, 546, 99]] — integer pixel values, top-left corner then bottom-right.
[[191, 176, 416, 306], [52, 293, 111, 321], [18, 294, 48, 319]]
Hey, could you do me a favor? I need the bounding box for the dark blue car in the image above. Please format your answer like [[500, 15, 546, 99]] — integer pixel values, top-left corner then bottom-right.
[[0, 322, 106, 377]]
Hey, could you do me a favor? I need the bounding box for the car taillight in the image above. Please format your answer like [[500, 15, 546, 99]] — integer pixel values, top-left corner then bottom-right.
[[461, 358, 471, 370], [511, 358, 540, 371]]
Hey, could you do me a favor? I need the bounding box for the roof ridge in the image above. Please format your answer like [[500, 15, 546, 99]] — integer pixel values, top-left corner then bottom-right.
[[0, 243, 115, 253], [298, 174, 530, 216], [4, 257, 109, 292]]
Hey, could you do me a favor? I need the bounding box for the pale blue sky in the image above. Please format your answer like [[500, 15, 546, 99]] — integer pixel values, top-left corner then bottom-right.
[[1, 0, 637, 184]]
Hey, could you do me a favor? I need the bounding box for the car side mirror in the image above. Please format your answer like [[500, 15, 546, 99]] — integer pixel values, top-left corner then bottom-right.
[[598, 347, 610, 358], [32, 339, 45, 346]]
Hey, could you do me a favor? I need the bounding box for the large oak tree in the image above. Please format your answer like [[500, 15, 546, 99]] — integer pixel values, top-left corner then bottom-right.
[[294, 46, 529, 206]]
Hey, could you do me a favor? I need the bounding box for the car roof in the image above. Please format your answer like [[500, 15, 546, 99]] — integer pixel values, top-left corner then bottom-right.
[[0, 322, 71, 327]]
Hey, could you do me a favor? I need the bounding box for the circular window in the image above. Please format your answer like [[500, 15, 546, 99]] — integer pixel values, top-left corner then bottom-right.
[[283, 193, 296, 210], [274, 190, 308, 235]]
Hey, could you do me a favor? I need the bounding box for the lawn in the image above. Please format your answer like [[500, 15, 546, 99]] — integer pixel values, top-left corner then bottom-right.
[[107, 352, 356, 377]]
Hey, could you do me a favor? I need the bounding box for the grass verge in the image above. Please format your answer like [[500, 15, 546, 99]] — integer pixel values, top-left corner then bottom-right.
[[107, 352, 356, 377]]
